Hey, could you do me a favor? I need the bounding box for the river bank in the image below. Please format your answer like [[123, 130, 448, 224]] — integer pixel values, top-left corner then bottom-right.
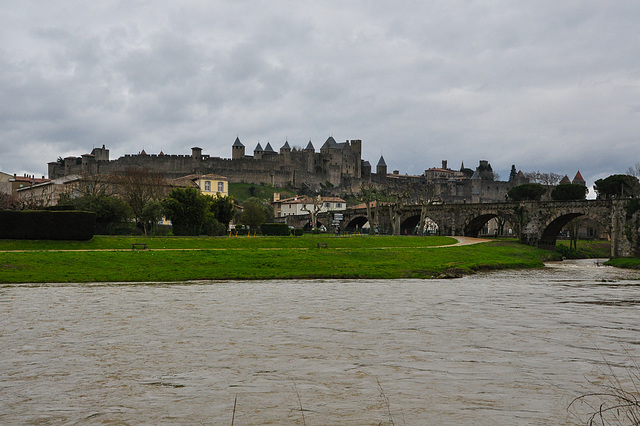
[[0, 235, 564, 283]]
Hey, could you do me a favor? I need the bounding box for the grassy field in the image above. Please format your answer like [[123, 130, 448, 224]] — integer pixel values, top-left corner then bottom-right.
[[228, 183, 295, 204], [605, 257, 640, 269], [555, 239, 611, 258], [0, 235, 563, 284]]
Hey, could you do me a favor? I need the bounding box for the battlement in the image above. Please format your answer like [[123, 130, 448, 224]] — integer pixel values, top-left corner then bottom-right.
[[48, 136, 365, 188]]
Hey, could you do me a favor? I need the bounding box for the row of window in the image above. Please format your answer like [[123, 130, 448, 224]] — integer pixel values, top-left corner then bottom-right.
[[204, 181, 225, 192]]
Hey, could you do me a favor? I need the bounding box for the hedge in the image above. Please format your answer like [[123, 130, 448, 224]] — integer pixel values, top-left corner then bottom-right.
[[260, 223, 291, 236], [0, 210, 96, 240]]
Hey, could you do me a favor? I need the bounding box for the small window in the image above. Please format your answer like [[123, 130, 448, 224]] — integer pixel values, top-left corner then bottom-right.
[[218, 182, 224, 192], [204, 181, 211, 191], [336, 203, 342, 208]]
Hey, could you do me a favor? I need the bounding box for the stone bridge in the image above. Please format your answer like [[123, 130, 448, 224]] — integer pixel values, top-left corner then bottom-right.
[[278, 199, 638, 257]]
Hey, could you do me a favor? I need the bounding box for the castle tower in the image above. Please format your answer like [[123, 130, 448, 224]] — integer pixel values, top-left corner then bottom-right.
[[280, 141, 291, 154], [376, 156, 387, 176], [572, 171, 586, 186], [232, 137, 245, 160], [263, 142, 277, 155], [349, 139, 362, 156], [280, 141, 291, 165], [91, 145, 109, 161], [191, 147, 202, 160], [254, 143, 264, 160]]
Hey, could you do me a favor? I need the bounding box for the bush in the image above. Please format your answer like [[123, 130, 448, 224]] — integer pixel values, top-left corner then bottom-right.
[[551, 184, 588, 200], [260, 223, 291, 236], [67, 195, 132, 234], [292, 228, 304, 236], [202, 215, 227, 236], [508, 183, 548, 201], [0, 210, 96, 240]]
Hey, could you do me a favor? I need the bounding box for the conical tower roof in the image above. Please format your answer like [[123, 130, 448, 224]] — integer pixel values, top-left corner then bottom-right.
[[305, 140, 315, 151], [233, 137, 244, 147], [377, 156, 387, 167], [264, 142, 275, 153], [572, 171, 586, 185], [254, 143, 263, 151], [281, 141, 291, 150]]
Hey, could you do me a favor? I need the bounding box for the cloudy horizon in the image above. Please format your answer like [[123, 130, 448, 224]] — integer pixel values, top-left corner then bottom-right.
[[2, 1, 639, 191]]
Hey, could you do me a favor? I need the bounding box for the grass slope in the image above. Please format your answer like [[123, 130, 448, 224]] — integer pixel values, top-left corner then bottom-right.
[[604, 257, 640, 269], [0, 236, 561, 284], [228, 183, 295, 204]]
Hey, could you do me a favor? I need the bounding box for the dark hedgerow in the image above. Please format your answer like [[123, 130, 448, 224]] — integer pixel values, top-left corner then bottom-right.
[[260, 223, 291, 236], [0, 210, 96, 240]]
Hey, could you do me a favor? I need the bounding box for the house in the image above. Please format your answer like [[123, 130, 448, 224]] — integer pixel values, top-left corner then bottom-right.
[[0, 171, 12, 197], [15, 175, 81, 208], [170, 173, 229, 197], [272, 194, 346, 218], [8, 174, 51, 197]]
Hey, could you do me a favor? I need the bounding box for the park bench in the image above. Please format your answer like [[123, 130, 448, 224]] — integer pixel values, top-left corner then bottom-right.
[[131, 243, 148, 250], [317, 243, 328, 248]]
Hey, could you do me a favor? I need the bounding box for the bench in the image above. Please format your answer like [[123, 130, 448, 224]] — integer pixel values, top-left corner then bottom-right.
[[317, 243, 328, 248], [131, 243, 148, 250]]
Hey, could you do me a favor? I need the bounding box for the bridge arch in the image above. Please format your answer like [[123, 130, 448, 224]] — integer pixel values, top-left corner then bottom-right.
[[462, 211, 516, 238], [538, 209, 609, 250], [345, 215, 369, 233], [400, 214, 440, 235]]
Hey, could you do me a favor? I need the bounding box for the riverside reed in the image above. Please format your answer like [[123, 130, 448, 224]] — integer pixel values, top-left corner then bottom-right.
[[0, 235, 562, 284]]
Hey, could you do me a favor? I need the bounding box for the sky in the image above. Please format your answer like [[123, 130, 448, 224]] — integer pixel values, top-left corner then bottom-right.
[[2, 1, 640, 192]]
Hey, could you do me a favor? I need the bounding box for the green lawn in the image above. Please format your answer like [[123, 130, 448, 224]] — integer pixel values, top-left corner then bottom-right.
[[0, 236, 562, 283], [556, 239, 611, 258], [0, 234, 456, 251], [604, 257, 640, 269]]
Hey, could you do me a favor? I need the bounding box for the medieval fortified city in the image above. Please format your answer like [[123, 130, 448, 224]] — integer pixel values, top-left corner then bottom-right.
[[3, 134, 639, 258]]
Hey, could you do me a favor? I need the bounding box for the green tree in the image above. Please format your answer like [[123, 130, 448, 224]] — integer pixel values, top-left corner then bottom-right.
[[68, 195, 132, 234], [210, 195, 236, 229], [139, 200, 164, 235], [116, 167, 169, 229], [594, 174, 640, 199], [508, 183, 547, 201], [201, 214, 227, 236], [239, 197, 267, 231], [161, 187, 210, 236], [550, 184, 588, 201]]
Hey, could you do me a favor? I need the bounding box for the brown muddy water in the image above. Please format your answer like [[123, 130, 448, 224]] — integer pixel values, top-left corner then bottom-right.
[[1, 260, 639, 425]]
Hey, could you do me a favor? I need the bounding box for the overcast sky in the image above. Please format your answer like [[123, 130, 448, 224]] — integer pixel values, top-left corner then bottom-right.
[[2, 1, 639, 191]]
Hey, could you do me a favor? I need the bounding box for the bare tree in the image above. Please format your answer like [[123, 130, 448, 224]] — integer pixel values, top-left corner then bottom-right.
[[524, 171, 562, 186], [417, 182, 437, 236], [0, 191, 18, 209], [380, 183, 412, 235], [300, 195, 324, 231], [566, 217, 581, 251], [627, 162, 640, 177], [75, 171, 116, 197], [494, 216, 508, 236], [357, 181, 380, 232], [113, 167, 169, 234]]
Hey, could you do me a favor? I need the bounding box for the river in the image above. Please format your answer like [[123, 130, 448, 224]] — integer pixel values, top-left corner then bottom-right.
[[1, 260, 639, 425]]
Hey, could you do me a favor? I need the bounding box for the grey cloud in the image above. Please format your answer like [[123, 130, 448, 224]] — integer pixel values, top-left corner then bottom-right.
[[1, 1, 639, 186]]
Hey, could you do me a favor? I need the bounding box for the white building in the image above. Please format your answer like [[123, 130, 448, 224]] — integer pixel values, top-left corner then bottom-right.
[[272, 194, 346, 218]]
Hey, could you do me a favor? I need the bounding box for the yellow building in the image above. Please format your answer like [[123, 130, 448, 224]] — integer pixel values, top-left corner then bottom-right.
[[193, 173, 228, 197], [170, 173, 229, 197]]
